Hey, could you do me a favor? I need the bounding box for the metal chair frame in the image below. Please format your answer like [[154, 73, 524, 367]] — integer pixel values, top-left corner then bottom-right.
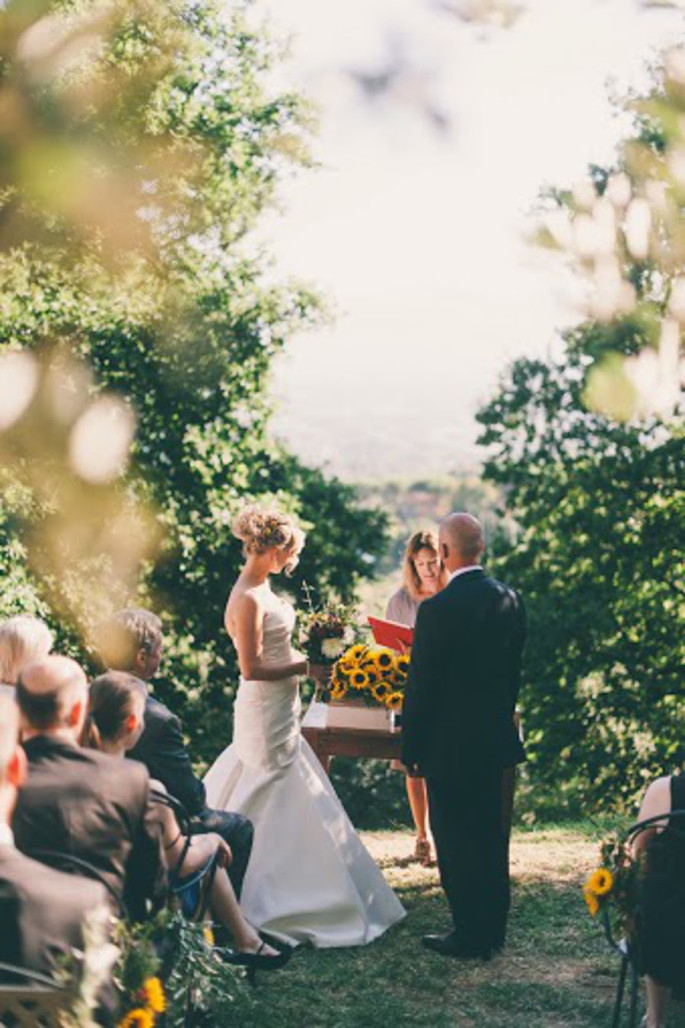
[[603, 807, 685, 1028], [0, 963, 70, 1028]]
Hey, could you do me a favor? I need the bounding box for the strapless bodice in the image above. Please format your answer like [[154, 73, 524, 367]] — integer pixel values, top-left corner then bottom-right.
[[234, 587, 301, 770]]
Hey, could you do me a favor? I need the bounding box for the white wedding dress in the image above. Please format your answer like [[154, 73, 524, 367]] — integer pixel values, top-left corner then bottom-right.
[[204, 585, 405, 948]]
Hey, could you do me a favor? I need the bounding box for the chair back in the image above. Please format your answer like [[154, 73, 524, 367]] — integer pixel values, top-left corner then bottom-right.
[[0, 964, 71, 1028], [29, 849, 124, 917], [148, 788, 220, 923]]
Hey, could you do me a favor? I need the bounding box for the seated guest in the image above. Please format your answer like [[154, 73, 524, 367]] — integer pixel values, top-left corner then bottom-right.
[[0, 615, 53, 689], [13, 655, 166, 921], [96, 608, 253, 899], [0, 695, 114, 999], [633, 771, 685, 1028], [83, 671, 289, 975], [386, 530, 448, 866]]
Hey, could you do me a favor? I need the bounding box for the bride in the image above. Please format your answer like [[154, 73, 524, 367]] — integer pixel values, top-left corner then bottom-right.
[[204, 505, 405, 948]]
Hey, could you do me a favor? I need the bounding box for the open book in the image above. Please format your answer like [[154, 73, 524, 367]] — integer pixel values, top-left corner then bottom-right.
[[367, 615, 414, 652]]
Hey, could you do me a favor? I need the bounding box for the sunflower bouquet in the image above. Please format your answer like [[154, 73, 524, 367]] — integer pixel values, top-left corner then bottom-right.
[[582, 833, 641, 937], [324, 643, 410, 710]]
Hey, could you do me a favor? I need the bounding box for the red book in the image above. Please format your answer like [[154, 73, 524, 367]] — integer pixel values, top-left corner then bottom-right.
[[367, 616, 414, 653]]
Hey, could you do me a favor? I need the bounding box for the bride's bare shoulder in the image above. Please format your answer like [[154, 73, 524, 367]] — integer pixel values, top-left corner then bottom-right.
[[225, 582, 264, 632]]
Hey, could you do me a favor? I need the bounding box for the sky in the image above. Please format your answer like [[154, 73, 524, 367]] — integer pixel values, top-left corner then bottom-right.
[[256, 0, 683, 479]]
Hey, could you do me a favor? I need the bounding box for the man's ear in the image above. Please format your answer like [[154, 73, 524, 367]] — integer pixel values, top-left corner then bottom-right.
[[125, 713, 137, 735], [441, 543, 449, 560], [67, 700, 83, 728], [7, 746, 27, 788]]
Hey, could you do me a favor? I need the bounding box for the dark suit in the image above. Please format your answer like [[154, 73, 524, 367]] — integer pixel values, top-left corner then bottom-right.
[[13, 736, 167, 921], [402, 568, 526, 952], [0, 844, 116, 1024], [127, 692, 253, 898], [0, 843, 108, 973]]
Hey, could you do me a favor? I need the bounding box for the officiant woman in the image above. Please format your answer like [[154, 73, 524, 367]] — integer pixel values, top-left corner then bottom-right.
[[386, 530, 448, 865]]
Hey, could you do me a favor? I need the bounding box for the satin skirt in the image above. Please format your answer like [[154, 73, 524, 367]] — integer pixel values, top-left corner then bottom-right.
[[204, 679, 405, 948]]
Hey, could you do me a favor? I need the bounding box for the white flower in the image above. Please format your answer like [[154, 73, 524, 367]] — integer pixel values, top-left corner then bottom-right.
[[322, 637, 346, 660]]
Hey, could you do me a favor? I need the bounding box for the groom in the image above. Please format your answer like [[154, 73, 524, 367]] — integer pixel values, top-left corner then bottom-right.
[[402, 512, 526, 959]]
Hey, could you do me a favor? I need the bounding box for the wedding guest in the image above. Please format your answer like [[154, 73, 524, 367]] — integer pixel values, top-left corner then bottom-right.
[[633, 771, 685, 1028], [403, 513, 526, 960], [386, 530, 448, 866], [13, 655, 166, 920], [96, 608, 253, 899], [0, 615, 53, 688], [0, 694, 114, 994], [83, 670, 289, 975]]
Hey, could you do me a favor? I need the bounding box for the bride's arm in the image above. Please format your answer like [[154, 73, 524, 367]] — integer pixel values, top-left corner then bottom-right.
[[231, 592, 308, 681]]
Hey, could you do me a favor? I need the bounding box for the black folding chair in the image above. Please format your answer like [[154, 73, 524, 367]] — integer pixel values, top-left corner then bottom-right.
[[0, 963, 70, 1028], [149, 787, 220, 922], [603, 808, 685, 1028]]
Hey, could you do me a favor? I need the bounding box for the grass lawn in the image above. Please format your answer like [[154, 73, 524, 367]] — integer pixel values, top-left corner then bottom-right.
[[228, 824, 685, 1028]]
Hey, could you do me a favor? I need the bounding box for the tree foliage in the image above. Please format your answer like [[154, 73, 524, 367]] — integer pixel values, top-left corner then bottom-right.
[[0, 0, 388, 765], [478, 62, 684, 816]]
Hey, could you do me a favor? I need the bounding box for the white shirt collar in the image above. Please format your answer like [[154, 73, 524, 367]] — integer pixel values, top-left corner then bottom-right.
[[0, 823, 14, 848], [449, 564, 483, 581]]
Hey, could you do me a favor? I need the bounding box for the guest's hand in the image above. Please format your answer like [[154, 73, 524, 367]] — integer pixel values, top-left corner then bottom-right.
[[209, 835, 233, 867]]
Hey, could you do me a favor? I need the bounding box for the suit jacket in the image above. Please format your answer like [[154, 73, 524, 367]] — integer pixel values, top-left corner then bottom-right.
[[13, 736, 167, 921], [401, 568, 526, 777], [0, 843, 107, 974], [127, 693, 206, 816]]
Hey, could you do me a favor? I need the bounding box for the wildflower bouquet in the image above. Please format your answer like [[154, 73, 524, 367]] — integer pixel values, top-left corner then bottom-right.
[[582, 833, 641, 937], [324, 643, 410, 710], [297, 586, 359, 664]]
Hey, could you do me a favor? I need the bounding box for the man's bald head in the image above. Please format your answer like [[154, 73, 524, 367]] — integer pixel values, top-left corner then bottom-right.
[[0, 696, 19, 775], [16, 655, 88, 736], [439, 513, 485, 572], [0, 695, 26, 821]]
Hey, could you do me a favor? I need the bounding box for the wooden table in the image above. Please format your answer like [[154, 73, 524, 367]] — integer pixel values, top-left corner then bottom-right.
[[302, 723, 517, 838], [302, 725, 402, 775]]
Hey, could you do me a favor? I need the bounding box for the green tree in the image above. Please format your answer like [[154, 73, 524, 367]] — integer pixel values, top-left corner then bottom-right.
[[477, 60, 684, 816], [0, 0, 388, 764]]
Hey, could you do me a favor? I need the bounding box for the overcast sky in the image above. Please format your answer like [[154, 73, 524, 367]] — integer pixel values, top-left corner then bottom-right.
[[257, 0, 682, 478]]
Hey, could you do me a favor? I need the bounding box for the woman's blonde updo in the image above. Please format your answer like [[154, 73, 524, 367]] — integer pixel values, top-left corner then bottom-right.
[[232, 505, 305, 573]]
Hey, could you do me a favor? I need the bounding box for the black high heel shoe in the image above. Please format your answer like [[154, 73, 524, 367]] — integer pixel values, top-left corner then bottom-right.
[[219, 941, 292, 985]]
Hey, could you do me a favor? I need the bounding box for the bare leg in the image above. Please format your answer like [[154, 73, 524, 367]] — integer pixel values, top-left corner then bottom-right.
[[645, 976, 670, 1028], [209, 874, 278, 956], [406, 775, 430, 841]]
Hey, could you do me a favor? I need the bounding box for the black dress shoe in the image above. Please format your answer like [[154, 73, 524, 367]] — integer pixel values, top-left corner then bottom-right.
[[421, 933, 493, 960]]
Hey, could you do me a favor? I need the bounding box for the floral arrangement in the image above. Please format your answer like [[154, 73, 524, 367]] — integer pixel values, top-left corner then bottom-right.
[[582, 833, 641, 937], [325, 643, 410, 710], [114, 919, 166, 1028], [297, 585, 360, 663]]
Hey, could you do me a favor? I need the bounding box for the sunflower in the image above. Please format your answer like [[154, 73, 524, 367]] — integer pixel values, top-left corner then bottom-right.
[[374, 650, 394, 671], [371, 681, 390, 703], [583, 887, 600, 917], [141, 978, 166, 1015], [585, 868, 614, 897], [118, 1010, 154, 1028], [385, 691, 404, 711], [202, 924, 215, 947], [351, 669, 370, 690], [330, 680, 348, 701], [394, 654, 410, 674], [365, 669, 379, 686], [347, 644, 368, 663]]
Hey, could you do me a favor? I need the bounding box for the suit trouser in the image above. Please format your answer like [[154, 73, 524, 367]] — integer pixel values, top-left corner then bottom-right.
[[426, 767, 510, 950], [192, 808, 254, 900]]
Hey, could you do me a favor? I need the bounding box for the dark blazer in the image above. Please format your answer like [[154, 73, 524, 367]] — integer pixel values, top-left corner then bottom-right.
[[402, 568, 526, 777], [13, 736, 167, 921], [0, 843, 108, 975], [127, 693, 206, 816]]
